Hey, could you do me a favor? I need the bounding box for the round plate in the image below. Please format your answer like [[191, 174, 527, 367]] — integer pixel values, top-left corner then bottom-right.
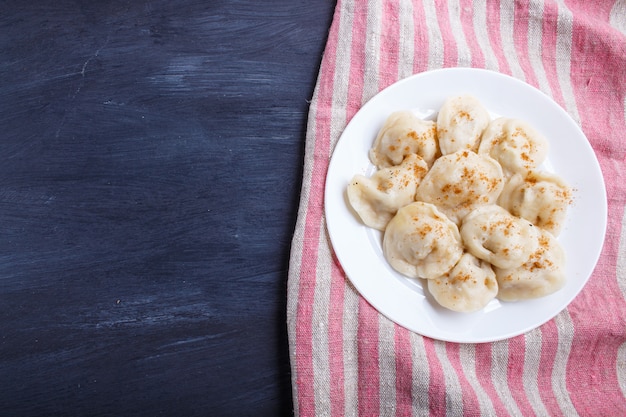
[[325, 68, 607, 343]]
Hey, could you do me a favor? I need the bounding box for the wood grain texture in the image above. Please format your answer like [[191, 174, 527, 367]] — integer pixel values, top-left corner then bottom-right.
[[0, 1, 335, 415]]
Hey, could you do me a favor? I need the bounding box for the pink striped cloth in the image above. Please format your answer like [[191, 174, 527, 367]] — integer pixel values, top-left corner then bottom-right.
[[287, 0, 626, 415]]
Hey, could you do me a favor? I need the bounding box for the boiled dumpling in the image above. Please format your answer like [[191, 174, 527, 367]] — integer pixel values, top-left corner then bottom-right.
[[478, 117, 548, 177], [460, 205, 539, 269], [495, 228, 566, 301], [369, 111, 439, 168], [436, 95, 491, 155], [347, 154, 429, 230], [383, 202, 463, 280], [427, 252, 498, 313], [415, 150, 504, 224], [498, 171, 572, 236]]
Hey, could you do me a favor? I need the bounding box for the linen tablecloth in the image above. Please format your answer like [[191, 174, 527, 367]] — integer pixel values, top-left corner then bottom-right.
[[287, 0, 626, 415]]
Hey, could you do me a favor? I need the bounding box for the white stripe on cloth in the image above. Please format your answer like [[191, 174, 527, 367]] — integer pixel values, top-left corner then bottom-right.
[[554, 0, 581, 124], [610, 0, 626, 34], [491, 340, 523, 416], [618, 198, 626, 300], [499, 0, 525, 79], [618, 341, 626, 403], [459, 344, 497, 416], [422, 0, 445, 70], [410, 331, 430, 415], [527, 0, 554, 95], [311, 225, 334, 415], [622, 92, 626, 132], [379, 317, 397, 417], [343, 283, 360, 416], [362, 0, 383, 104], [552, 311, 579, 416], [472, 0, 500, 71], [433, 341, 464, 416], [522, 329, 551, 417], [398, 0, 415, 80], [448, 0, 472, 67]]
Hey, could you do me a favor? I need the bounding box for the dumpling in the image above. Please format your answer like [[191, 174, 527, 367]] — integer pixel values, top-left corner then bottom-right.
[[436, 95, 491, 155], [495, 229, 566, 301], [369, 111, 439, 168], [460, 205, 539, 269], [383, 202, 463, 280], [428, 252, 498, 313], [347, 154, 429, 230], [498, 171, 572, 236], [415, 150, 504, 224], [478, 117, 548, 177]]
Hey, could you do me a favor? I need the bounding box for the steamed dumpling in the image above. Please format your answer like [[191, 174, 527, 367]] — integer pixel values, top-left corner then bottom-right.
[[415, 150, 504, 224], [478, 117, 548, 177], [495, 228, 566, 301], [383, 202, 463, 280], [347, 154, 429, 230], [428, 252, 498, 313], [436, 95, 491, 155], [460, 205, 539, 269], [498, 171, 572, 236], [369, 111, 439, 168]]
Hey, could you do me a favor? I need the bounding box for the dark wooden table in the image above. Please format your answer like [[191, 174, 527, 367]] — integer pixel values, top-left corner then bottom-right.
[[0, 1, 335, 415]]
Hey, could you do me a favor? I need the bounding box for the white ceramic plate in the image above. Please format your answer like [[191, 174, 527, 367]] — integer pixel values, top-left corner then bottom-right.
[[325, 68, 607, 343]]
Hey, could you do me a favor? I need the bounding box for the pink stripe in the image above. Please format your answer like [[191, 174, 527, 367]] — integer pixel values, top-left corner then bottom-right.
[[474, 343, 510, 416], [423, 338, 446, 416], [434, 0, 459, 67], [567, 0, 616, 23], [357, 298, 380, 416], [379, 0, 401, 90], [566, 210, 626, 414], [540, 0, 566, 107], [394, 326, 413, 417], [459, 0, 486, 68], [412, 0, 430, 74], [294, 2, 344, 414], [329, 262, 346, 417], [346, 6, 368, 120], [445, 343, 481, 415], [566, 322, 626, 415], [512, 1, 539, 87], [536, 320, 565, 416], [506, 336, 537, 416], [564, 0, 626, 413], [485, 0, 511, 74]]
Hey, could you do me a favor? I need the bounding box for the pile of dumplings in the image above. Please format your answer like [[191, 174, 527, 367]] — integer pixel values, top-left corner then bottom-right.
[[347, 95, 572, 313]]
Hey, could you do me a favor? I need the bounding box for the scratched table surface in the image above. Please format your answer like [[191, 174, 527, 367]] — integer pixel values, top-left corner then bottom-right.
[[0, 1, 335, 416]]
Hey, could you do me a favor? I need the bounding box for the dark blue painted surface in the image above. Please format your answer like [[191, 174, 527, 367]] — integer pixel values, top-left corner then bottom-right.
[[0, 1, 335, 415]]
